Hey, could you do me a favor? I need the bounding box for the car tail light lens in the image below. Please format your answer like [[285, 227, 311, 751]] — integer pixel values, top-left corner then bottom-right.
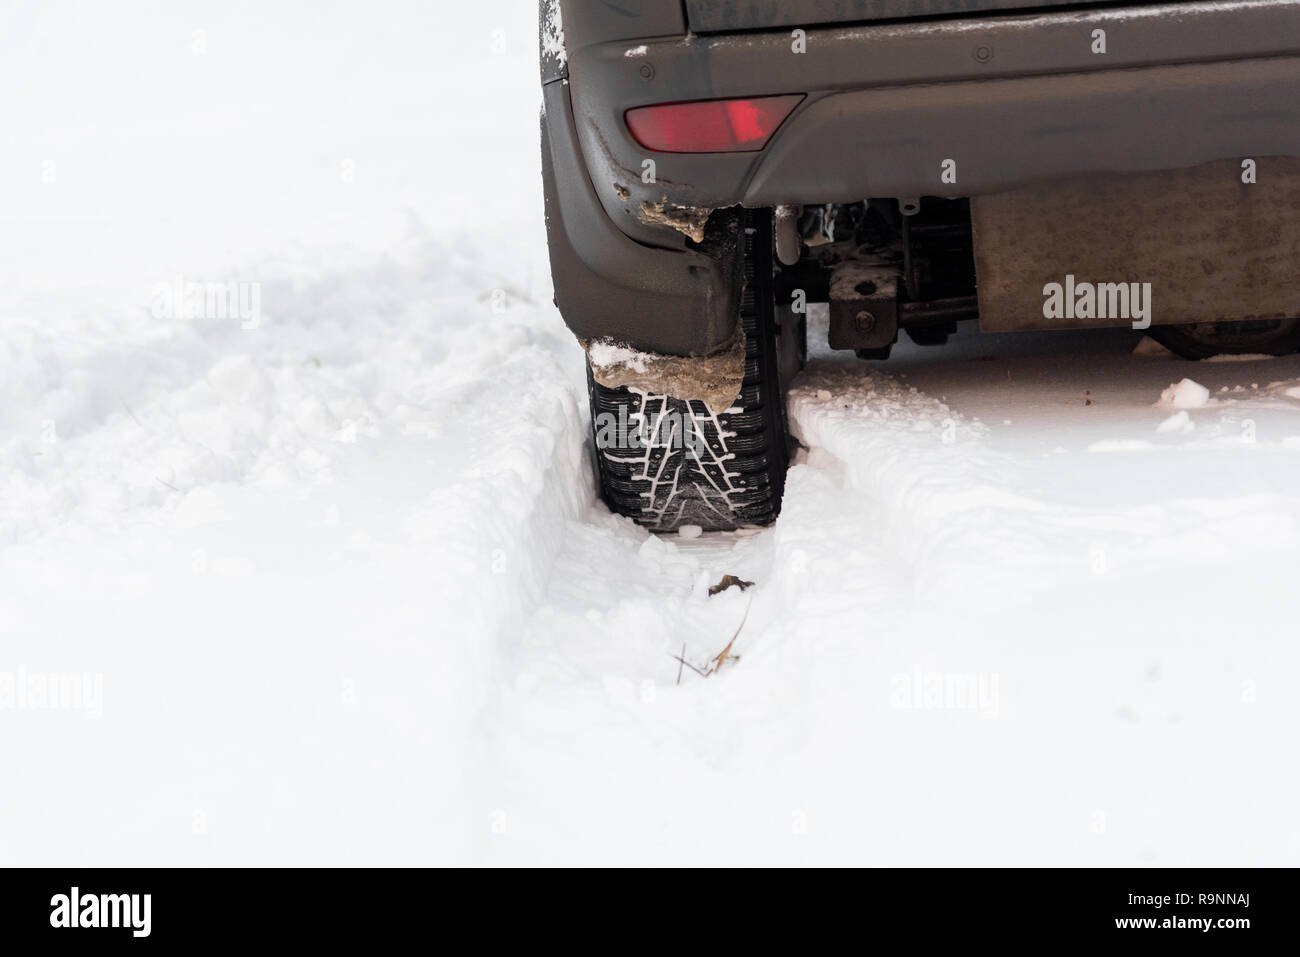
[[625, 95, 805, 153]]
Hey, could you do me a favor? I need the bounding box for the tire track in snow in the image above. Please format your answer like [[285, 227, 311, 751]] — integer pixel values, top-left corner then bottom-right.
[[785, 356, 1300, 612], [0, 238, 594, 865], [482, 343, 1300, 866]]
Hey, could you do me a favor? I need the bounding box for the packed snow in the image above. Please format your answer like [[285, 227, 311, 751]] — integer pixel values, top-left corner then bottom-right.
[[586, 339, 652, 374], [3, 0, 1298, 866], [1158, 377, 1212, 410]]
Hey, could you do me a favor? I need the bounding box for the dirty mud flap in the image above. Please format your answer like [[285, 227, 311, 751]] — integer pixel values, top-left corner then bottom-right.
[[972, 158, 1300, 331]]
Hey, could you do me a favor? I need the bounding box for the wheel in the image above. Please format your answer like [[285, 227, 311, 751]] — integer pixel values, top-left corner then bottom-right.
[[587, 209, 798, 532], [1148, 318, 1300, 360]]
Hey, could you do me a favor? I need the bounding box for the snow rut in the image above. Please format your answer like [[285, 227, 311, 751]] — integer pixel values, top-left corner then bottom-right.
[[786, 362, 1069, 607], [0, 236, 593, 865], [786, 359, 1300, 611]]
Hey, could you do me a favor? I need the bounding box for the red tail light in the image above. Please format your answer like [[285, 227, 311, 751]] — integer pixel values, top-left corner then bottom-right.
[[625, 95, 805, 153]]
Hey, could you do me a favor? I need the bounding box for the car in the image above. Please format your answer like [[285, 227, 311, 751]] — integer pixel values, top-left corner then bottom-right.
[[539, 0, 1300, 532]]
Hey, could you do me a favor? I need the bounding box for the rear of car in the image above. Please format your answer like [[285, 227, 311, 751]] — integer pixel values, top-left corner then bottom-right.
[[540, 0, 1300, 530]]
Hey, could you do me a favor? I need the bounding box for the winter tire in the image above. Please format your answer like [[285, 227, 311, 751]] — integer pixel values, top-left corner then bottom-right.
[[587, 210, 798, 532]]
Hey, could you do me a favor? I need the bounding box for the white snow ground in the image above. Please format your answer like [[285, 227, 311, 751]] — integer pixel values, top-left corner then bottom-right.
[[3, 1, 1298, 866]]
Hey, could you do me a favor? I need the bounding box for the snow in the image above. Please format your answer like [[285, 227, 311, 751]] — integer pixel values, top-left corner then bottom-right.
[[5, 0, 1300, 867], [541, 0, 567, 67], [1158, 377, 1212, 409], [586, 339, 652, 374], [1204, 353, 1275, 362], [1155, 410, 1194, 433]]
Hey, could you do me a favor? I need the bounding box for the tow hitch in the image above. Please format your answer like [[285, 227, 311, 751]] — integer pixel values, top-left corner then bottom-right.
[[776, 199, 979, 359]]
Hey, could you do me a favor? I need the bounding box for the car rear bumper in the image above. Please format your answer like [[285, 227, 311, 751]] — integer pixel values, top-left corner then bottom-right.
[[562, 0, 1300, 247], [683, 0, 1128, 33]]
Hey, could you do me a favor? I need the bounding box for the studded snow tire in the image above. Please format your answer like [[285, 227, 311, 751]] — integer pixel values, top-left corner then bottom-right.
[[587, 210, 795, 532]]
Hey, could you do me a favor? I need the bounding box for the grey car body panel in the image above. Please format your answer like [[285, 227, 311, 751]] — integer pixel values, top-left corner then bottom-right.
[[542, 0, 1300, 356], [541, 80, 744, 357], [747, 56, 1300, 201], [684, 0, 1122, 32], [539, 0, 685, 83], [569, 0, 1300, 217]]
